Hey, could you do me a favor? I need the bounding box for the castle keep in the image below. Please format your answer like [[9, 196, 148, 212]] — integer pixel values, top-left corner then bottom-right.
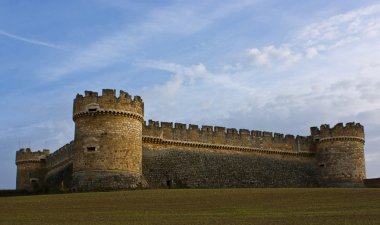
[[15, 89, 367, 191]]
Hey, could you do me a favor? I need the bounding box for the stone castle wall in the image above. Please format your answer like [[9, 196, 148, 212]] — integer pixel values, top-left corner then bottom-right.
[[44, 142, 74, 191], [15, 89, 368, 191], [46, 142, 74, 171], [142, 146, 318, 188], [141, 120, 318, 188]]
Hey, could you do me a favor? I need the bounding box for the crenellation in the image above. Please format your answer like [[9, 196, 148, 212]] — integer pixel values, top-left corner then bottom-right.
[[118, 90, 133, 102], [295, 136, 312, 152], [263, 131, 272, 137], [314, 122, 364, 139], [84, 91, 98, 97], [273, 133, 283, 142], [143, 120, 161, 137], [161, 122, 173, 140], [16, 148, 50, 164], [238, 129, 251, 147], [310, 126, 319, 137], [214, 126, 226, 133], [102, 89, 116, 97], [251, 130, 262, 137], [213, 126, 226, 144], [201, 125, 213, 143], [284, 135, 295, 146], [188, 124, 200, 141], [141, 120, 316, 153], [272, 133, 285, 150], [226, 128, 239, 146], [239, 129, 250, 135], [73, 89, 144, 116], [174, 123, 187, 141], [175, 123, 186, 129]]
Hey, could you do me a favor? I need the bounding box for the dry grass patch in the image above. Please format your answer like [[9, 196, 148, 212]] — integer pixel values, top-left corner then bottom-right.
[[0, 188, 379, 225]]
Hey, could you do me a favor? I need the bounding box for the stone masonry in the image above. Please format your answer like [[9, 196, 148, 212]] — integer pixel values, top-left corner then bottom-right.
[[15, 89, 368, 191]]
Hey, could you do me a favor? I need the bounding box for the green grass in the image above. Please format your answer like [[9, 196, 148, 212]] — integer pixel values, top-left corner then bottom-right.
[[1, 188, 380, 225]]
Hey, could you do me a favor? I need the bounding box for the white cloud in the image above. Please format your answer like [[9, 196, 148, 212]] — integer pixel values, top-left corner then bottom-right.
[[305, 47, 318, 59], [247, 45, 301, 67], [0, 29, 63, 49]]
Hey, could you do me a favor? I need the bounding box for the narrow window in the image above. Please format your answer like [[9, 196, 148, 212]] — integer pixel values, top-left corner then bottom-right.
[[88, 108, 97, 112], [319, 163, 325, 168], [87, 147, 96, 152], [30, 178, 39, 184]]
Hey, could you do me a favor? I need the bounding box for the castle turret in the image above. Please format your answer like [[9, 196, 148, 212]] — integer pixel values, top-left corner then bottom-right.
[[311, 122, 366, 187], [15, 148, 50, 191], [72, 89, 145, 191]]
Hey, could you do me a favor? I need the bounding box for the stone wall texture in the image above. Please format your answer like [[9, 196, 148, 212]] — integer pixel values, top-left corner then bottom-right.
[[142, 146, 318, 188]]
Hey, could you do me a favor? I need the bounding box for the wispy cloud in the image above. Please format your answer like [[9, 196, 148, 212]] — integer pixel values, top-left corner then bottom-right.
[[0, 29, 62, 49], [247, 45, 302, 67], [43, 0, 258, 80], [246, 3, 380, 67]]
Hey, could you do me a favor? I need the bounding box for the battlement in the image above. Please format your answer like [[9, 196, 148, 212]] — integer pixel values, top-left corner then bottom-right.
[[310, 122, 364, 140], [73, 89, 144, 117], [143, 120, 313, 152], [15, 148, 50, 165]]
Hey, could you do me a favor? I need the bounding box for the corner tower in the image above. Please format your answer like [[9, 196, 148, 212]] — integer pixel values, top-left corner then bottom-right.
[[15, 148, 50, 191], [311, 122, 366, 187], [72, 89, 145, 191]]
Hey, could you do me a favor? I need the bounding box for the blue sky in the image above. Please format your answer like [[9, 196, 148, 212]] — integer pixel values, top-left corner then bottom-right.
[[1, 0, 380, 189]]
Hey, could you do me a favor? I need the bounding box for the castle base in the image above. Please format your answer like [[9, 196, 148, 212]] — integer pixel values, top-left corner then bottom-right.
[[72, 170, 148, 191], [318, 179, 366, 188]]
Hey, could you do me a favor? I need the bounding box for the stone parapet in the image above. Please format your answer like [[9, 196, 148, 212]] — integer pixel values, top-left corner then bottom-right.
[[73, 89, 144, 117], [311, 122, 364, 140], [143, 120, 314, 153], [16, 148, 50, 165]]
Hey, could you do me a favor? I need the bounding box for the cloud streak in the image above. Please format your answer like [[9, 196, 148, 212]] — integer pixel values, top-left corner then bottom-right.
[[42, 1, 258, 80], [0, 29, 62, 49], [246, 3, 380, 67]]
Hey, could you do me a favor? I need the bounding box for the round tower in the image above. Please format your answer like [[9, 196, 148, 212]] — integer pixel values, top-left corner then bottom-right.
[[72, 89, 145, 191], [313, 122, 366, 187], [15, 148, 50, 191]]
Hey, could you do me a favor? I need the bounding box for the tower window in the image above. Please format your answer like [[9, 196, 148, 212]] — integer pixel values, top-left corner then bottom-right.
[[86, 147, 96, 152], [30, 178, 39, 183], [86, 103, 100, 112], [319, 163, 325, 168]]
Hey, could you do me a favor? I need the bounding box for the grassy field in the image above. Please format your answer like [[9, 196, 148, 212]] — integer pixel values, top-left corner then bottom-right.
[[0, 188, 379, 225]]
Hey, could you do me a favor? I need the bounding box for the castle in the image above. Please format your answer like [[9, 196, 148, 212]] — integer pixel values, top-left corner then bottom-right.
[[15, 89, 367, 192]]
